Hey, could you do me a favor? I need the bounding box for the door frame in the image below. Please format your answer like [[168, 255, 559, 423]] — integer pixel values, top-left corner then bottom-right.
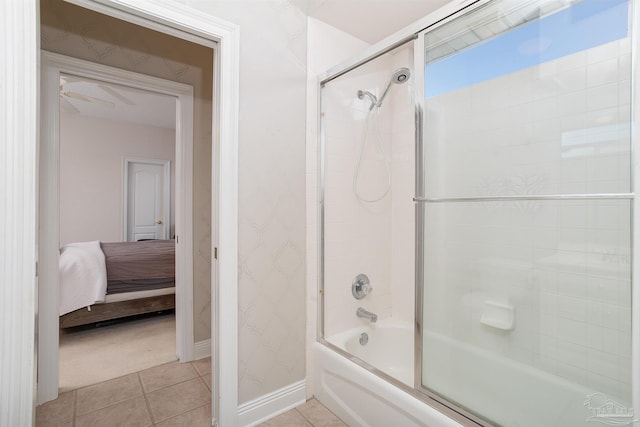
[[39, 51, 195, 401], [123, 157, 172, 241], [37, 1, 240, 426]]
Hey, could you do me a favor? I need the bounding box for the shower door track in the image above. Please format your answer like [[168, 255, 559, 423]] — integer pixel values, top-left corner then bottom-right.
[[413, 193, 635, 203]]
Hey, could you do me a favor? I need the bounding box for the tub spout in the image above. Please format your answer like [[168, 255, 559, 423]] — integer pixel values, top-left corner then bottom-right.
[[357, 307, 377, 323]]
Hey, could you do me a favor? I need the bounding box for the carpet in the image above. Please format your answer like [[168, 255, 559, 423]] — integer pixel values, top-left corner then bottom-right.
[[59, 312, 177, 392]]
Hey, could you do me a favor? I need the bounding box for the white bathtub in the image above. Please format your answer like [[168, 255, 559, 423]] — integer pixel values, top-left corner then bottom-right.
[[328, 322, 414, 387], [314, 321, 464, 427], [313, 322, 619, 427]]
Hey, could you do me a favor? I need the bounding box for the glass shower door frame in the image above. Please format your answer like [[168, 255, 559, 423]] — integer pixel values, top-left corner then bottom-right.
[[412, 17, 496, 427]]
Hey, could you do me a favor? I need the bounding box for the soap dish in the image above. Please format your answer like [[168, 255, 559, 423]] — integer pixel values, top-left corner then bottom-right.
[[480, 300, 515, 331]]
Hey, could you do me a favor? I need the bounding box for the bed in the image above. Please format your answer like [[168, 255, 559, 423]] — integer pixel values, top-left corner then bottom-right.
[[59, 239, 175, 328]]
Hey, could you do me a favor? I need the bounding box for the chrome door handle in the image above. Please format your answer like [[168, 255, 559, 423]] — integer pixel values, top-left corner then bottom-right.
[[155, 219, 163, 224]]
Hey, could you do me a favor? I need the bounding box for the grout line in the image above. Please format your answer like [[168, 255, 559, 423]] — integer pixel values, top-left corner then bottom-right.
[[155, 402, 211, 426], [294, 407, 315, 426], [297, 399, 347, 426], [138, 372, 157, 426], [144, 376, 210, 425], [73, 373, 146, 418], [142, 372, 201, 395], [72, 389, 78, 427], [64, 360, 208, 426]]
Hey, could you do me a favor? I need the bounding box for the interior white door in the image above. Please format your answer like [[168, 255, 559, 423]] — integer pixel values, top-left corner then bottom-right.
[[127, 161, 168, 241]]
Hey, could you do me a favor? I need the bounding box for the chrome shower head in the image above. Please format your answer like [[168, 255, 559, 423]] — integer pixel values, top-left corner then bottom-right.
[[391, 67, 411, 84], [378, 67, 412, 108]]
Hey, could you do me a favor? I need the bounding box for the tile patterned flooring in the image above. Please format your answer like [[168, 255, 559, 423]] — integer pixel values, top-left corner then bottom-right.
[[258, 399, 347, 427], [36, 358, 346, 427]]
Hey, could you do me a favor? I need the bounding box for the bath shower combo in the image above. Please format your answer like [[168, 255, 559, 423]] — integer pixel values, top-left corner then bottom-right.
[[317, 0, 637, 426]]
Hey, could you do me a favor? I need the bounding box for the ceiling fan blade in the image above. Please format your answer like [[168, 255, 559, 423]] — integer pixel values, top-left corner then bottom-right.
[[60, 97, 80, 114], [61, 91, 115, 108], [99, 84, 136, 106]]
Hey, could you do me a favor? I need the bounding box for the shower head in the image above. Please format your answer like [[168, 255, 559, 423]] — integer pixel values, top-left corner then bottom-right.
[[391, 67, 411, 84], [377, 67, 411, 108]]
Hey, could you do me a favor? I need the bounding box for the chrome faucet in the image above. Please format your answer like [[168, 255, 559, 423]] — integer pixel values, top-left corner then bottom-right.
[[357, 307, 377, 323]]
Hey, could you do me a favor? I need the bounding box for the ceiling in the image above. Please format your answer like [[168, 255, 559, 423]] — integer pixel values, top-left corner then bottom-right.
[[60, 1, 454, 127], [307, 0, 454, 44], [60, 75, 176, 130]]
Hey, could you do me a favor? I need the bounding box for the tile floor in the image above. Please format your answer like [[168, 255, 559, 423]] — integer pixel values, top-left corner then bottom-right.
[[36, 358, 346, 427], [257, 399, 347, 427]]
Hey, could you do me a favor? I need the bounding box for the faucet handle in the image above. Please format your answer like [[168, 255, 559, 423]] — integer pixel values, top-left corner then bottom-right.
[[352, 274, 372, 299]]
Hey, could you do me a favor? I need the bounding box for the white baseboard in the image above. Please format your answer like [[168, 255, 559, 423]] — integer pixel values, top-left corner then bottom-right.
[[237, 380, 306, 427], [193, 339, 211, 360]]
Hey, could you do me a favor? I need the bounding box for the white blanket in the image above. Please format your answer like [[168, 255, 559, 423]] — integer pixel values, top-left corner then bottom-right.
[[59, 241, 107, 315]]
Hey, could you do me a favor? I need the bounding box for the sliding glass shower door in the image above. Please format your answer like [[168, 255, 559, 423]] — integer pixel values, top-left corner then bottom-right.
[[417, 0, 635, 425]]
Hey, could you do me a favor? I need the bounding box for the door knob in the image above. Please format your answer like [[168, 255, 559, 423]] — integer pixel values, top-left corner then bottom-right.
[[155, 219, 163, 224]]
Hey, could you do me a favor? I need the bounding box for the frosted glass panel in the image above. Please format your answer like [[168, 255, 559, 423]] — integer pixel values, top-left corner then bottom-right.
[[419, 0, 634, 425], [422, 200, 632, 426]]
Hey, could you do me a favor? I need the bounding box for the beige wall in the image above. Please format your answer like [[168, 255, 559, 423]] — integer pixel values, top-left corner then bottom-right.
[[179, 0, 308, 404], [41, 0, 213, 342], [59, 114, 176, 246]]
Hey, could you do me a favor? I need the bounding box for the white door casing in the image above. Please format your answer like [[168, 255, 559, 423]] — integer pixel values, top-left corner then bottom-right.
[[1, 1, 38, 426], [124, 158, 171, 241], [39, 52, 195, 404]]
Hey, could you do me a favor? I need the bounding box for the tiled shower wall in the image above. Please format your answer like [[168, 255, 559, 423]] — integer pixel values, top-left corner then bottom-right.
[[322, 42, 415, 338], [422, 37, 632, 400], [322, 60, 394, 337]]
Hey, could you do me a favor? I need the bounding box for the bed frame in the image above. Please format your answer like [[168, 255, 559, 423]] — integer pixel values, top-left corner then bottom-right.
[[59, 294, 175, 328], [59, 239, 176, 328]]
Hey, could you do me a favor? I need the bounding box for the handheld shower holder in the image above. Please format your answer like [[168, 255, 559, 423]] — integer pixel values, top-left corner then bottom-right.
[[357, 90, 377, 111]]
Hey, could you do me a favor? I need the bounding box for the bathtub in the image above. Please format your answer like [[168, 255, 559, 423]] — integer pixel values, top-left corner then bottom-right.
[[328, 322, 414, 387], [313, 321, 619, 427], [313, 321, 465, 427]]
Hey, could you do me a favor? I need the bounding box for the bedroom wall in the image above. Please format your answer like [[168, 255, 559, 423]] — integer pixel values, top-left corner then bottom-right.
[[41, 0, 213, 343], [59, 114, 176, 246]]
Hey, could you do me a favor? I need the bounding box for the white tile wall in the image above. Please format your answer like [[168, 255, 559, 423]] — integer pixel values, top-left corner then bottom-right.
[[321, 42, 415, 338], [425, 39, 632, 200], [422, 37, 633, 402]]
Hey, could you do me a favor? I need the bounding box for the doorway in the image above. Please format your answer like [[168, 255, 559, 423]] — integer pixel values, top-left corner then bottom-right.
[[55, 70, 182, 391], [32, 0, 241, 425], [39, 50, 195, 401]]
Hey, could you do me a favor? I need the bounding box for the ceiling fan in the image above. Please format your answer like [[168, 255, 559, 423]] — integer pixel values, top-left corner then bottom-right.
[[59, 76, 135, 113]]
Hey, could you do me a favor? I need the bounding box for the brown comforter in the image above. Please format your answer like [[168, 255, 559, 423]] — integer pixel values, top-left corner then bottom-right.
[[100, 240, 175, 294]]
